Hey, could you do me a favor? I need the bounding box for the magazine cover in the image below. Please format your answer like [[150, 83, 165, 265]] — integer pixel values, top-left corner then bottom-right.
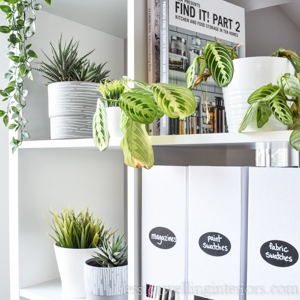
[[160, 0, 245, 135]]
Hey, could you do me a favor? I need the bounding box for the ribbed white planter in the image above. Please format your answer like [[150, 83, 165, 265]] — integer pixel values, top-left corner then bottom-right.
[[84, 259, 128, 300], [48, 81, 100, 139], [54, 244, 98, 298], [222, 57, 294, 133]]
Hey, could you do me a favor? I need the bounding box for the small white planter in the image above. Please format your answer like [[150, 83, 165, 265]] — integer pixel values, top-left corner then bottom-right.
[[222, 57, 294, 133], [54, 244, 98, 298], [48, 81, 100, 139], [84, 259, 128, 300], [106, 107, 122, 137]]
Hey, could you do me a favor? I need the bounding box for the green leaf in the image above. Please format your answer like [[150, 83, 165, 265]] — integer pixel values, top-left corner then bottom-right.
[[268, 92, 293, 125], [290, 126, 300, 151], [27, 49, 38, 58], [204, 41, 234, 87], [247, 84, 281, 104], [93, 99, 110, 151], [34, 3, 42, 10], [0, 5, 12, 14], [4, 86, 14, 94], [279, 73, 300, 98], [257, 102, 272, 128], [0, 110, 5, 117], [238, 102, 259, 132], [8, 55, 20, 63], [8, 123, 17, 130], [0, 25, 10, 33], [185, 55, 206, 89], [120, 116, 154, 169], [3, 114, 8, 126], [19, 64, 27, 76], [120, 92, 158, 124], [151, 83, 196, 118], [8, 33, 17, 45], [44, 0, 51, 5], [5, 0, 19, 3]]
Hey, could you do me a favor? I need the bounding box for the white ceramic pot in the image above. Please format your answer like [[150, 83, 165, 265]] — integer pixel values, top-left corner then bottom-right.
[[222, 57, 294, 133], [54, 244, 98, 298], [84, 259, 128, 300], [48, 81, 100, 139], [106, 107, 122, 137]]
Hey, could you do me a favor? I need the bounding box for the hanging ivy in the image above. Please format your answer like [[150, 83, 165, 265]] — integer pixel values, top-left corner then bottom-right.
[[0, 0, 51, 153]]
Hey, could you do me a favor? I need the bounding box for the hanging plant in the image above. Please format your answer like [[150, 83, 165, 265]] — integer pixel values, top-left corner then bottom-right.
[[0, 0, 51, 153]]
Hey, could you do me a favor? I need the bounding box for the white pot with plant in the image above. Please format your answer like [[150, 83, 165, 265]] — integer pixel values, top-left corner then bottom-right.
[[46, 207, 112, 298], [84, 233, 128, 300], [186, 41, 300, 151], [36, 36, 110, 139]]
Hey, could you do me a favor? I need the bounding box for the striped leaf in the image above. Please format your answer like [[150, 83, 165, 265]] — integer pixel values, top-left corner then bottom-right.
[[93, 99, 110, 151], [257, 102, 272, 128], [290, 126, 300, 151], [238, 102, 259, 132], [204, 42, 234, 87], [247, 84, 280, 104], [268, 93, 293, 125], [120, 92, 158, 124], [279, 73, 300, 98], [185, 55, 206, 89], [150, 83, 196, 118], [120, 116, 154, 169]]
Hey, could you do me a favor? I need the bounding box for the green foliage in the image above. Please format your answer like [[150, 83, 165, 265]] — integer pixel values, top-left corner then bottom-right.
[[46, 207, 112, 249], [35, 36, 110, 84], [93, 78, 196, 169], [93, 233, 128, 267], [0, 0, 51, 152], [185, 41, 237, 89]]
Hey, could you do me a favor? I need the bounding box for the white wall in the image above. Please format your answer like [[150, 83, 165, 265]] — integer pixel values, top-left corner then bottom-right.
[[245, 6, 300, 56], [25, 10, 126, 140], [0, 12, 10, 300]]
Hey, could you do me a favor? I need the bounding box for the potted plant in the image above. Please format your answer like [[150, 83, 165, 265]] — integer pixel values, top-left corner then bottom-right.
[[93, 77, 196, 169], [84, 233, 128, 300], [0, 0, 51, 152], [185, 40, 300, 151], [46, 207, 112, 298], [36, 35, 110, 139]]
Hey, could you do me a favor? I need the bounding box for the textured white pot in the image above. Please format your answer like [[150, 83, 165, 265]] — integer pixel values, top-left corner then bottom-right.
[[107, 107, 122, 137], [222, 57, 294, 133], [54, 244, 98, 298], [84, 259, 128, 300], [48, 81, 100, 139]]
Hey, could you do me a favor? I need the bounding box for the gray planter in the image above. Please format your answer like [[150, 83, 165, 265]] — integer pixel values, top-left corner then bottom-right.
[[48, 81, 100, 139], [84, 259, 128, 300]]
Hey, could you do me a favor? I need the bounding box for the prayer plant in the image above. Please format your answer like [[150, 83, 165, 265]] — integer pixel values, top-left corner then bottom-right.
[[185, 40, 300, 151], [0, 0, 51, 153], [93, 78, 196, 169]]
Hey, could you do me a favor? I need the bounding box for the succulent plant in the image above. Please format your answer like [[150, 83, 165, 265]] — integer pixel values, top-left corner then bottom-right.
[[36, 35, 110, 84], [93, 233, 128, 267], [46, 207, 112, 248]]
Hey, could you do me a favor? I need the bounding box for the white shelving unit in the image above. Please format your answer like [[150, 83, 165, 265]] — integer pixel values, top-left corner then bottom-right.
[[7, 1, 300, 300]]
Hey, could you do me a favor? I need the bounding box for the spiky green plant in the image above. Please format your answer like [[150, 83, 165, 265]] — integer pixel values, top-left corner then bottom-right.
[[35, 36, 110, 84], [46, 207, 112, 248], [93, 233, 128, 267], [93, 77, 196, 169]]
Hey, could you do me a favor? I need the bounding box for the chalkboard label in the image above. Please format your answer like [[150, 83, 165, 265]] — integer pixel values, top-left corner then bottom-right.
[[260, 240, 298, 267], [149, 227, 177, 249], [199, 232, 231, 256]]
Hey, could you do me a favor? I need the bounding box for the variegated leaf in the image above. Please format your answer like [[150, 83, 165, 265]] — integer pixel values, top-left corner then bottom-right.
[[247, 84, 281, 104], [279, 73, 300, 98], [204, 41, 234, 87], [257, 102, 271, 128], [93, 99, 110, 151], [150, 83, 196, 118], [238, 102, 259, 132], [120, 115, 154, 169], [268, 93, 293, 125], [290, 126, 300, 151], [185, 55, 206, 89], [120, 92, 158, 124]]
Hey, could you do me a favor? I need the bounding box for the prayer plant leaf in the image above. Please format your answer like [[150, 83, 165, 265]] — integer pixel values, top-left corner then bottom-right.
[[121, 115, 154, 169], [268, 92, 293, 125], [238, 102, 259, 132], [247, 84, 281, 104]]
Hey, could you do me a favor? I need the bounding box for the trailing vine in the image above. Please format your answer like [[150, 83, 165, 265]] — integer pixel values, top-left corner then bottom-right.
[[0, 0, 51, 153]]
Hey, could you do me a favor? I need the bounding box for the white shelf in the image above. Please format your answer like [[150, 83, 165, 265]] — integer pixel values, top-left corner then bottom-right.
[[20, 278, 84, 300], [19, 130, 293, 150]]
